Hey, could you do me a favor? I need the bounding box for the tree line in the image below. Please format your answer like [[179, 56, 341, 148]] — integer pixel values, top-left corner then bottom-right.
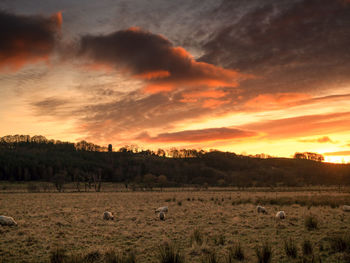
[[0, 135, 349, 191]]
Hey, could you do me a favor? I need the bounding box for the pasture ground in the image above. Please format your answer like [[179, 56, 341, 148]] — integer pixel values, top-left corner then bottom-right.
[[1, 190, 350, 262]]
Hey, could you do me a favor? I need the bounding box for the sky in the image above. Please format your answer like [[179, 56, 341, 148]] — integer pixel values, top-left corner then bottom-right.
[[1, 0, 350, 162]]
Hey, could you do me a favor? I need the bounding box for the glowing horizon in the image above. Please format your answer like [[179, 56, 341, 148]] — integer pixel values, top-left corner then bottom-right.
[[1, 0, 350, 163]]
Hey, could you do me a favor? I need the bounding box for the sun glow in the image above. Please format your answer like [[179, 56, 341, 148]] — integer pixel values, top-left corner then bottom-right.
[[324, 155, 350, 164]]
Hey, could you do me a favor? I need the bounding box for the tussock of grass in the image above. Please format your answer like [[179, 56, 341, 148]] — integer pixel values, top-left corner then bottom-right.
[[104, 250, 136, 263], [191, 228, 204, 246], [284, 238, 298, 259], [226, 243, 245, 262], [213, 234, 225, 246], [158, 242, 185, 263], [50, 248, 67, 263], [302, 239, 313, 256], [305, 215, 318, 230], [328, 234, 350, 253], [255, 242, 272, 263], [201, 250, 218, 263], [50, 249, 135, 263]]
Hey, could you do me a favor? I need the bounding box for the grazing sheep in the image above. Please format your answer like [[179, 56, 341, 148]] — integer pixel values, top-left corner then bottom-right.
[[0, 215, 17, 226], [103, 211, 114, 220], [343, 205, 350, 212], [256, 205, 267, 214], [155, 206, 168, 213], [159, 211, 165, 221], [276, 211, 286, 219]]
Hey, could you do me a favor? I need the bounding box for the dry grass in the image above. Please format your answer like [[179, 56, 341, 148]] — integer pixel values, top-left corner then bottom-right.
[[0, 190, 350, 262]]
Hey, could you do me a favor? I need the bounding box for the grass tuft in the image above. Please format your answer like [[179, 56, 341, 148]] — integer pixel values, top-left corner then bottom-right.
[[201, 250, 218, 263], [284, 238, 298, 259], [304, 215, 318, 230], [255, 242, 272, 263], [50, 248, 67, 263], [191, 228, 204, 246], [158, 242, 185, 263], [302, 239, 313, 256], [226, 243, 245, 262]]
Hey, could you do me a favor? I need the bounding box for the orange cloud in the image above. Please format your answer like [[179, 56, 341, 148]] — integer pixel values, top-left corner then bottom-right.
[[137, 127, 258, 143], [202, 99, 230, 109], [242, 111, 350, 140], [0, 11, 61, 71], [79, 28, 247, 93], [299, 136, 336, 144], [245, 93, 310, 110]]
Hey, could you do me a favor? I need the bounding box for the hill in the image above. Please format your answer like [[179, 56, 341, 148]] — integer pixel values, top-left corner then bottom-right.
[[0, 135, 349, 189]]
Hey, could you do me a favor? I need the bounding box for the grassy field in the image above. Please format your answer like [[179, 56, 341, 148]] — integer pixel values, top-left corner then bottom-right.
[[1, 190, 350, 262]]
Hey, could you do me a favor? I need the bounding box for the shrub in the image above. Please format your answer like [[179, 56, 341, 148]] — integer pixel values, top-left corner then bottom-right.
[[304, 215, 318, 230], [226, 243, 245, 262], [255, 242, 272, 263], [302, 240, 313, 256], [158, 242, 185, 263], [284, 238, 298, 259], [177, 201, 182, 206]]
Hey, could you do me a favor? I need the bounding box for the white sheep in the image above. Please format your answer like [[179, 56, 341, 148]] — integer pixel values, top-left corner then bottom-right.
[[343, 205, 350, 212], [103, 211, 114, 220], [159, 211, 165, 221], [275, 211, 286, 219], [155, 206, 168, 213], [0, 215, 17, 226], [256, 205, 267, 214]]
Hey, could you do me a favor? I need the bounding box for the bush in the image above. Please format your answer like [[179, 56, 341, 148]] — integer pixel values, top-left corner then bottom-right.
[[302, 240, 313, 256], [158, 242, 185, 263], [255, 242, 272, 263], [177, 201, 182, 206], [284, 238, 298, 259], [226, 243, 245, 262], [304, 215, 318, 230]]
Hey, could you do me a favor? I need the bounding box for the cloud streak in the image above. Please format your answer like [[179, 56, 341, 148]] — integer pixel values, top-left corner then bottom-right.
[[137, 127, 258, 143]]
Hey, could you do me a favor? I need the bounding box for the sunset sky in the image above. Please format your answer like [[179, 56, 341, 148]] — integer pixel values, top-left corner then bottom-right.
[[1, 0, 350, 162]]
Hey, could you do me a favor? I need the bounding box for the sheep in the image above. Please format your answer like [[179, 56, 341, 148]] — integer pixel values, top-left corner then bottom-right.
[[155, 206, 168, 213], [159, 211, 165, 221], [275, 211, 286, 219], [103, 211, 114, 220], [256, 205, 267, 214], [343, 205, 350, 212], [0, 215, 17, 226]]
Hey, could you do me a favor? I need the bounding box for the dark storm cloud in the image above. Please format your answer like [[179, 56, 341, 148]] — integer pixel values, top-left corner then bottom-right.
[[0, 10, 62, 71], [79, 27, 245, 93], [200, 0, 350, 93], [137, 127, 258, 143]]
